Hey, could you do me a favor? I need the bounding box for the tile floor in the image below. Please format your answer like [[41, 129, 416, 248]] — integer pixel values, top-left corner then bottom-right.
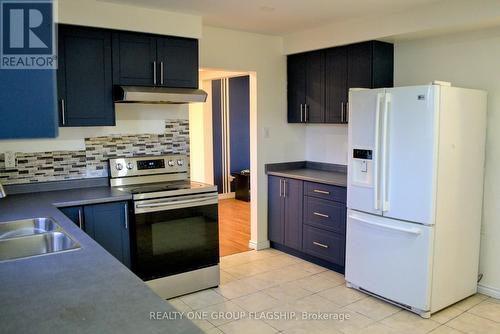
[[168, 249, 500, 334]]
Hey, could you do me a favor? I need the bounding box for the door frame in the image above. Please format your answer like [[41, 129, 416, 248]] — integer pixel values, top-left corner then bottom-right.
[[189, 68, 259, 249]]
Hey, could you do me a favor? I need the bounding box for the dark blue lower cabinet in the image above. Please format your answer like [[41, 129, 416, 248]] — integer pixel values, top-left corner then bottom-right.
[[84, 201, 131, 268], [268, 176, 347, 273], [61, 202, 131, 268], [283, 178, 303, 250], [267, 176, 302, 250], [303, 225, 345, 266], [59, 206, 84, 229]]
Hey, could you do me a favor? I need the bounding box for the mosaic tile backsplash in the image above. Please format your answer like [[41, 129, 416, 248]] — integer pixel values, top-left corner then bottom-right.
[[0, 120, 189, 185]]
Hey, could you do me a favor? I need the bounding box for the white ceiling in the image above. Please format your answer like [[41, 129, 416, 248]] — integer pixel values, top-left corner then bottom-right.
[[98, 0, 442, 35]]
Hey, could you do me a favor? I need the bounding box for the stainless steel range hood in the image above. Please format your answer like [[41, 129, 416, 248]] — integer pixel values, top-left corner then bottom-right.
[[115, 86, 207, 104]]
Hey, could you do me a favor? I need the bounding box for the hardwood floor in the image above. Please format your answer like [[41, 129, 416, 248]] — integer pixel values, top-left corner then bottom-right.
[[219, 198, 251, 257]]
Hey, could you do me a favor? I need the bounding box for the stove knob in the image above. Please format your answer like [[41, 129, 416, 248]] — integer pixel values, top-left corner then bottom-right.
[[168, 160, 175, 167], [126, 162, 134, 170], [177, 159, 184, 166], [116, 163, 123, 171]]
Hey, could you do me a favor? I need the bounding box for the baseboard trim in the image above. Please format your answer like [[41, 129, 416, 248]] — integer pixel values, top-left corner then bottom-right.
[[478, 283, 500, 299], [249, 239, 270, 250]]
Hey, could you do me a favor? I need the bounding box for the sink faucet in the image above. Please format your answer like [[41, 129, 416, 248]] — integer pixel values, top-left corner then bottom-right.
[[0, 182, 6, 198]]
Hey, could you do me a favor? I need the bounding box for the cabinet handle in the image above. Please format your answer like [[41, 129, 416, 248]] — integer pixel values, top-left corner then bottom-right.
[[61, 99, 66, 125], [160, 61, 164, 85], [279, 179, 283, 197], [153, 61, 157, 85], [313, 241, 329, 249], [283, 180, 287, 197], [305, 104, 308, 123], [341, 102, 345, 123], [77, 208, 83, 229], [313, 189, 330, 195], [124, 203, 129, 229], [313, 212, 329, 219], [300, 104, 304, 122]]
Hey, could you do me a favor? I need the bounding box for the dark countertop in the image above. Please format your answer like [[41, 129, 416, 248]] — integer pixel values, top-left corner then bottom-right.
[[267, 168, 347, 187], [0, 186, 202, 334]]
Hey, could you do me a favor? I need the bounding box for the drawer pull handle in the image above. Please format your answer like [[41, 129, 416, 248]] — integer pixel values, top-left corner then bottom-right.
[[313, 189, 330, 195], [313, 212, 329, 218], [313, 241, 329, 249]]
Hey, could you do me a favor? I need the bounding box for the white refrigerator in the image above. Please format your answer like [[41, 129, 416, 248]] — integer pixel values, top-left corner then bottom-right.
[[345, 83, 487, 318]]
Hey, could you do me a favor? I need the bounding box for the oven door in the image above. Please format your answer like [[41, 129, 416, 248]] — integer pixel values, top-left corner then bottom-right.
[[132, 192, 219, 281]]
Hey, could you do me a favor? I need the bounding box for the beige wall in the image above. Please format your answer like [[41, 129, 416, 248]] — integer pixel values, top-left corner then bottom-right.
[[304, 125, 348, 165], [394, 26, 500, 297], [58, 0, 201, 38], [283, 0, 500, 55], [199, 26, 306, 248], [189, 80, 213, 184]]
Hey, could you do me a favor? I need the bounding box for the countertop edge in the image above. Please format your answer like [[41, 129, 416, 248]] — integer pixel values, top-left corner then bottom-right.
[[267, 170, 347, 188], [53, 194, 133, 207]]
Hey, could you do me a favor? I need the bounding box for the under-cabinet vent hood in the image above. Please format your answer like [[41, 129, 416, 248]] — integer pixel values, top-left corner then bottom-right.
[[114, 86, 207, 104]]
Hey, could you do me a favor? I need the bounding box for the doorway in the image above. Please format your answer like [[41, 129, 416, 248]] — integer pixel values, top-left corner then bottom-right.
[[189, 69, 253, 257]]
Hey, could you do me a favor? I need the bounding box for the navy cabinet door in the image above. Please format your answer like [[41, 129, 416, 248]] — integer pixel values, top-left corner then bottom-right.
[[156, 37, 198, 88], [59, 206, 84, 229], [268, 176, 284, 244], [325, 46, 348, 124], [57, 25, 114, 126], [112, 32, 157, 86], [347, 42, 373, 90], [287, 53, 306, 123], [84, 202, 131, 268], [283, 178, 303, 250], [305, 51, 325, 123]]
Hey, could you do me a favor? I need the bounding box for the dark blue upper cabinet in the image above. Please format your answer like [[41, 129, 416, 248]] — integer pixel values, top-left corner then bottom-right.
[[112, 32, 157, 86], [57, 25, 114, 126], [113, 32, 198, 88], [156, 37, 198, 88], [84, 201, 131, 268], [287, 40, 393, 124], [287, 53, 307, 123], [0, 69, 57, 139]]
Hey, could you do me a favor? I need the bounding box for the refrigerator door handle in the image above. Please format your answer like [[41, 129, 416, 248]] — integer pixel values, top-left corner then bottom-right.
[[374, 93, 384, 210], [351, 215, 422, 235], [381, 93, 391, 212]]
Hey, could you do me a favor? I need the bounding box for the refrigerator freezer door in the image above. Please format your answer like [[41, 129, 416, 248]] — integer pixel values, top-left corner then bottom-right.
[[347, 88, 385, 216], [382, 85, 438, 225], [345, 209, 433, 311]]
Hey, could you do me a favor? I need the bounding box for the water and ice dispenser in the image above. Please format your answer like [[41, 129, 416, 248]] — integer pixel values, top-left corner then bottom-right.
[[351, 149, 373, 187]]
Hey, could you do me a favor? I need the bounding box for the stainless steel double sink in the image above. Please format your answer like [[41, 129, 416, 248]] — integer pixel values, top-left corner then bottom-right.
[[0, 218, 80, 261]]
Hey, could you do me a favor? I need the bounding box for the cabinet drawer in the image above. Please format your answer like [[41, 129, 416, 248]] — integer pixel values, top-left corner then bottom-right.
[[305, 182, 346, 203], [303, 225, 345, 266], [304, 196, 346, 233]]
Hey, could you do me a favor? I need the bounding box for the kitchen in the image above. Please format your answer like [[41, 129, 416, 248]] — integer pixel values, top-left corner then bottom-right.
[[1, 0, 500, 333]]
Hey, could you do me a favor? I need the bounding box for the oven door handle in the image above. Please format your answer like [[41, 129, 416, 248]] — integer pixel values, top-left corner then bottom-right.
[[136, 196, 218, 210]]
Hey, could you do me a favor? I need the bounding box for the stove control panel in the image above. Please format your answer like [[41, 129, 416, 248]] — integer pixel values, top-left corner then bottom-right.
[[109, 155, 188, 179], [137, 159, 165, 170]]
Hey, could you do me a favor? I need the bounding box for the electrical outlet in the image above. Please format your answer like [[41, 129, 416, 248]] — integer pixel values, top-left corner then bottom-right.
[[4, 151, 16, 169]]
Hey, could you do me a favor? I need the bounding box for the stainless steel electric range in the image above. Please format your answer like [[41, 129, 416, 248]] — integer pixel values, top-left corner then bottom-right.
[[109, 154, 219, 299]]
